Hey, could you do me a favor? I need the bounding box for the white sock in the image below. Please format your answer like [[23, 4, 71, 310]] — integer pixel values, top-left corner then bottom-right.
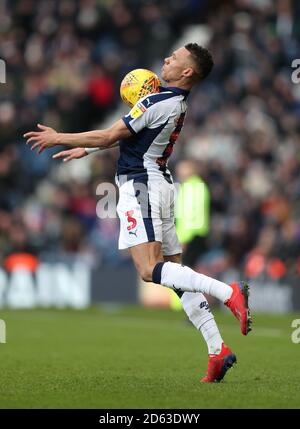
[[152, 261, 232, 303], [181, 292, 223, 355]]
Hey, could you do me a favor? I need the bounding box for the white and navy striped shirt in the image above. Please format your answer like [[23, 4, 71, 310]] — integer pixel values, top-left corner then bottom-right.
[[118, 86, 189, 183]]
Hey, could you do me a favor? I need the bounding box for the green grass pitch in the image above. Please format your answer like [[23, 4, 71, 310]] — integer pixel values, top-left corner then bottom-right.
[[0, 306, 299, 408]]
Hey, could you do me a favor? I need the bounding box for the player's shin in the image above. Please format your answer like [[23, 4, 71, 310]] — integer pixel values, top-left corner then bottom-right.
[[180, 292, 223, 355], [152, 261, 232, 303]]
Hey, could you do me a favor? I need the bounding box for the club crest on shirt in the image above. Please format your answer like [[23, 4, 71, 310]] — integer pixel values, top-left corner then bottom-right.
[[129, 102, 146, 119]]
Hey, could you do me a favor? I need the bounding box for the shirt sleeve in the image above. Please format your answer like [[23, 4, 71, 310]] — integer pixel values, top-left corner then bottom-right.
[[122, 95, 171, 135]]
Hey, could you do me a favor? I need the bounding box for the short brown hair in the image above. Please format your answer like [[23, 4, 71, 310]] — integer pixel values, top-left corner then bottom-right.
[[185, 43, 214, 81]]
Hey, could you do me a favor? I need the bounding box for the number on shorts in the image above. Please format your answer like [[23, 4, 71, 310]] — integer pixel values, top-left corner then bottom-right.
[[125, 210, 137, 230]]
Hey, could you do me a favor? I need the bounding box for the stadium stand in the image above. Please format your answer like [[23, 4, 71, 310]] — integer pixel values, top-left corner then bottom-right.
[[0, 0, 300, 308]]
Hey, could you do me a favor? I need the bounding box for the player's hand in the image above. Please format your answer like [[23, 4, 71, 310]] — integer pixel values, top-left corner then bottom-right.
[[52, 148, 87, 162], [23, 124, 60, 154]]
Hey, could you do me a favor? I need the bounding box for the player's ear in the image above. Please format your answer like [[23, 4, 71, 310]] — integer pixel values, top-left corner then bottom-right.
[[182, 67, 194, 78]]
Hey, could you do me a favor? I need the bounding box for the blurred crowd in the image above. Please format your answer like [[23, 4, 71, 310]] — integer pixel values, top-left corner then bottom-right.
[[0, 0, 300, 285], [0, 0, 207, 267], [180, 0, 300, 283]]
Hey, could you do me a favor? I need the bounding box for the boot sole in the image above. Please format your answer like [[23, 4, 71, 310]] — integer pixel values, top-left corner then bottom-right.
[[216, 353, 237, 382], [239, 281, 252, 335]]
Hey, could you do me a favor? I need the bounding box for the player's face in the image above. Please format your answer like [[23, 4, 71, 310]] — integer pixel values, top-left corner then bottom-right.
[[161, 47, 194, 83]]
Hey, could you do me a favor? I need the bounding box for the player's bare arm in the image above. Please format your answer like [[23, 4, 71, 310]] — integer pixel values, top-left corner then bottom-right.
[[23, 120, 131, 154], [52, 142, 120, 162]]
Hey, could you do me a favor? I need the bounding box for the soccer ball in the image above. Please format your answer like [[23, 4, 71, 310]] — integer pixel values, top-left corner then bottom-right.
[[120, 69, 161, 108]]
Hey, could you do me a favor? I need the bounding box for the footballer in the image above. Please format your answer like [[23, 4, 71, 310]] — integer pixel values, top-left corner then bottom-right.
[[24, 43, 252, 383]]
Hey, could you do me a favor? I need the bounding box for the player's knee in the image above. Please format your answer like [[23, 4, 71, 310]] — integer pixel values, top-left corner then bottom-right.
[[139, 266, 153, 282], [138, 262, 158, 283]]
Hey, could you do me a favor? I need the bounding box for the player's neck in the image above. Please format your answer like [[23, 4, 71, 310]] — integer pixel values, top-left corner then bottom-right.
[[165, 81, 193, 91]]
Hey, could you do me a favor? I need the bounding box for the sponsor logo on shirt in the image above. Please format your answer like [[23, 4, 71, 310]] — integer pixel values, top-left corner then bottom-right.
[[129, 102, 146, 119]]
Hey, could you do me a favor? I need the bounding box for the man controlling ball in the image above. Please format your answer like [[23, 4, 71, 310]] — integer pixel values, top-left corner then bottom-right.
[[24, 43, 252, 383]]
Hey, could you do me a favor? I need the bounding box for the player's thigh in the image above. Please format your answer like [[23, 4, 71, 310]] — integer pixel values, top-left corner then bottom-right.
[[129, 241, 163, 281]]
